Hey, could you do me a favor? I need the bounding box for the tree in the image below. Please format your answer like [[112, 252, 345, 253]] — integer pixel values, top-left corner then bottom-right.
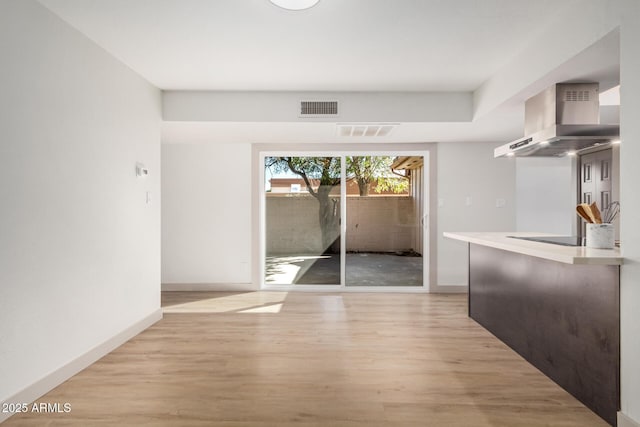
[[265, 156, 409, 254], [266, 156, 341, 254], [346, 156, 408, 196]]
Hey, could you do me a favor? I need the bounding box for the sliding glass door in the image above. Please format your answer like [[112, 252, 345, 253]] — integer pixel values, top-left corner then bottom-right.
[[262, 152, 427, 289], [344, 156, 423, 287], [264, 156, 342, 285]]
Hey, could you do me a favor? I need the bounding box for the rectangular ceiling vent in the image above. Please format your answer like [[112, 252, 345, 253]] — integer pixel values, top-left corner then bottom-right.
[[337, 123, 399, 137], [564, 89, 591, 102], [299, 100, 338, 117]]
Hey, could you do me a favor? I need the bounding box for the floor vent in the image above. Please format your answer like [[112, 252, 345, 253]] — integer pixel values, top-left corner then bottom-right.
[[337, 123, 399, 137], [299, 100, 339, 117]]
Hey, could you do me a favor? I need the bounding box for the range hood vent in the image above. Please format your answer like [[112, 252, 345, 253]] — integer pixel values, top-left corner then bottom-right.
[[495, 83, 619, 158]]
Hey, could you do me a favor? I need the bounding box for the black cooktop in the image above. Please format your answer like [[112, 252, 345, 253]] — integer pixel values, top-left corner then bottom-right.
[[507, 235, 585, 247]]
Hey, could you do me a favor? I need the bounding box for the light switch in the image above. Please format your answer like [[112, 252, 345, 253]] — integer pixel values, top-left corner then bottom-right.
[[496, 198, 506, 208], [146, 191, 152, 204], [438, 198, 445, 208], [465, 196, 473, 206]]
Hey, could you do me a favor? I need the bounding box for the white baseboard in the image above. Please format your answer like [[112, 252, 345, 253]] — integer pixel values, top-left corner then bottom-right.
[[0, 309, 162, 424], [162, 282, 257, 291], [619, 412, 640, 427]]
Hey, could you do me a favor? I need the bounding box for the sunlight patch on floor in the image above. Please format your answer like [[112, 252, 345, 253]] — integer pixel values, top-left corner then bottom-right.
[[163, 292, 288, 314], [238, 303, 283, 313], [265, 255, 332, 284]]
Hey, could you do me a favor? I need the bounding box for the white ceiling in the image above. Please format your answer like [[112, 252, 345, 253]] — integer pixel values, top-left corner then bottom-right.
[[39, 0, 579, 91], [38, 0, 619, 144]]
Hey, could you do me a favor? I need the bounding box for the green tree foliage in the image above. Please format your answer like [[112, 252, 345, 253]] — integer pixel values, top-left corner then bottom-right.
[[266, 157, 341, 254], [346, 156, 408, 196]]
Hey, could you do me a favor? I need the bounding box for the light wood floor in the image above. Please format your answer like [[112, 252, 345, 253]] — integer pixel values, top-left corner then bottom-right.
[[6, 292, 609, 426]]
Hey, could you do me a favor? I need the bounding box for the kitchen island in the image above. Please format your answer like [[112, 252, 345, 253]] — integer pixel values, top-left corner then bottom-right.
[[444, 232, 622, 426]]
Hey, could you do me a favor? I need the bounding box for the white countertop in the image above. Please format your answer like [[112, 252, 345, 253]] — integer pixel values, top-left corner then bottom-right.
[[443, 232, 623, 265]]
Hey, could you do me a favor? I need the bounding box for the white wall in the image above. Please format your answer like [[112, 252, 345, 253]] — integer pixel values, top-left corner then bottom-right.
[[618, 0, 640, 424], [0, 0, 161, 409], [161, 143, 252, 285], [162, 142, 444, 289], [474, 0, 620, 118], [162, 141, 514, 289], [163, 91, 472, 123], [515, 157, 577, 235], [437, 142, 516, 286]]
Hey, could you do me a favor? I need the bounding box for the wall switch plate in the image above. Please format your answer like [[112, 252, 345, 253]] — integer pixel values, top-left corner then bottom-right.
[[438, 198, 445, 207], [146, 191, 151, 204], [496, 198, 506, 208], [465, 196, 473, 206]]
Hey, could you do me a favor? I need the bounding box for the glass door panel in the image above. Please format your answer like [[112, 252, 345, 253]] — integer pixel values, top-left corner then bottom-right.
[[345, 156, 423, 287], [264, 156, 342, 285]]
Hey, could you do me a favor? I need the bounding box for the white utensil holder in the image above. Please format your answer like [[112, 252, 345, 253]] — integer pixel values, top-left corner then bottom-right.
[[586, 223, 615, 249]]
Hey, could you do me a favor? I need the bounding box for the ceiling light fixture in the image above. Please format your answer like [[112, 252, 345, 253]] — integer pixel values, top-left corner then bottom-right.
[[269, 0, 320, 10]]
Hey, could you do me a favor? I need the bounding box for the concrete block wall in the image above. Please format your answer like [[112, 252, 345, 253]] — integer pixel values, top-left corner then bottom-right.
[[266, 195, 326, 254], [346, 196, 416, 252], [266, 195, 417, 254]]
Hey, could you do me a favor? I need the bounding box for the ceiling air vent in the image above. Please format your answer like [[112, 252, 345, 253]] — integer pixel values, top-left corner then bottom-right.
[[299, 100, 338, 117], [337, 123, 399, 137]]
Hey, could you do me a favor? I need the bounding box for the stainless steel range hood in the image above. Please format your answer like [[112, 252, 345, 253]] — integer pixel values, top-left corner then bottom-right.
[[494, 83, 619, 158]]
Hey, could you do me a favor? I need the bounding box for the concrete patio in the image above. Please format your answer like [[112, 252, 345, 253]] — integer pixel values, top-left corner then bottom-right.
[[265, 252, 423, 286]]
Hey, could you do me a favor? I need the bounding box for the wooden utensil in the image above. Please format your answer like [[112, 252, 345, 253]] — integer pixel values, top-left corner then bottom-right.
[[582, 203, 599, 223], [583, 203, 600, 223], [577, 204, 594, 223], [590, 202, 603, 224]]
